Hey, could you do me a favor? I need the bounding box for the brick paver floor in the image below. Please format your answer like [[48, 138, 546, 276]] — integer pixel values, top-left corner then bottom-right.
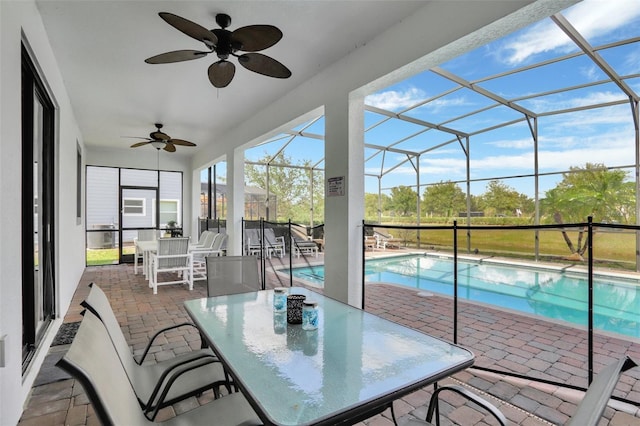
[[18, 256, 640, 425]]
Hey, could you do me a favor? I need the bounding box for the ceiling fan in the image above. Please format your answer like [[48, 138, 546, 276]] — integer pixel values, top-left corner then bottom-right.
[[145, 12, 292, 88], [128, 123, 197, 152]]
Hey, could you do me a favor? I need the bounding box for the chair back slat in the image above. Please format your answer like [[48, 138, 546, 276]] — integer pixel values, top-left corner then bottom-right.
[[157, 237, 189, 268], [206, 256, 260, 297]]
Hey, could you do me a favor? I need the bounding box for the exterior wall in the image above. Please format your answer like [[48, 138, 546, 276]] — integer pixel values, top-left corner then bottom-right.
[[0, 1, 87, 423]]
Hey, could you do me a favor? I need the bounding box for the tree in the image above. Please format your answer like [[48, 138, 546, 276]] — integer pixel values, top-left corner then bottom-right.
[[389, 186, 418, 216], [540, 163, 635, 258], [478, 180, 528, 216], [364, 192, 391, 220], [244, 153, 324, 224], [422, 181, 467, 217]]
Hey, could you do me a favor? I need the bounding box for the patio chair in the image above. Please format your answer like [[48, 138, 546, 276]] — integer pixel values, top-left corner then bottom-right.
[[408, 355, 638, 426], [189, 230, 212, 251], [263, 228, 285, 258], [192, 234, 228, 281], [206, 255, 261, 297], [80, 284, 230, 416], [374, 231, 402, 250], [291, 236, 318, 258], [364, 235, 376, 251], [56, 310, 262, 425], [244, 229, 263, 257], [134, 229, 157, 275], [149, 237, 192, 294]]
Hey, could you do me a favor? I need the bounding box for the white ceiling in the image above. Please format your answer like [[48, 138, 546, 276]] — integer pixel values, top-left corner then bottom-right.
[[35, 1, 430, 156]]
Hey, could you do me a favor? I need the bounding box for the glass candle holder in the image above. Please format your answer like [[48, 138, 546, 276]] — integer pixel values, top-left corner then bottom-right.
[[302, 300, 319, 331], [273, 287, 288, 312], [286, 294, 306, 324]]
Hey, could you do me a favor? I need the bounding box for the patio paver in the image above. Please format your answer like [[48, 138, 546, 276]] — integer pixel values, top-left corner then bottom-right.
[[18, 256, 640, 425]]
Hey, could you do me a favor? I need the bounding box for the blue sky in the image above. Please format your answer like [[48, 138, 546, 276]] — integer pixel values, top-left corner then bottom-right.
[[244, 0, 640, 198]]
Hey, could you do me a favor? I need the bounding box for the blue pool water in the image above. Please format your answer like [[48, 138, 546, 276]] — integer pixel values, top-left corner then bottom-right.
[[286, 254, 640, 339]]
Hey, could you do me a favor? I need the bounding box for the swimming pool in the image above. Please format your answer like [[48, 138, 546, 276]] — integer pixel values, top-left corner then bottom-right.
[[286, 254, 640, 339]]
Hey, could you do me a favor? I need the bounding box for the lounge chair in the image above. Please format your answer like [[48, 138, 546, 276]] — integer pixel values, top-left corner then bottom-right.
[[80, 283, 230, 417], [291, 236, 318, 258], [407, 356, 638, 426], [374, 230, 402, 250], [263, 228, 285, 258], [56, 310, 262, 425], [244, 229, 263, 257]]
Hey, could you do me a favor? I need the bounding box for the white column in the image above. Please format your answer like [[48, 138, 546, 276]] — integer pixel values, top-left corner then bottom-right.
[[323, 93, 365, 306], [227, 148, 245, 255]]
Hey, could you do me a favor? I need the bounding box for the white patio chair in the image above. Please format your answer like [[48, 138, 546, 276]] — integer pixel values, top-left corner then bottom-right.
[[244, 229, 263, 257], [263, 228, 285, 258], [192, 234, 228, 281], [188, 230, 212, 251], [149, 237, 192, 294], [134, 229, 157, 275], [205, 255, 261, 297], [291, 236, 318, 258]]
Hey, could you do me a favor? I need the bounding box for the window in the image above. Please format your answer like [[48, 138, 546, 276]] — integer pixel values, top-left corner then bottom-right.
[[123, 198, 145, 216], [159, 199, 179, 226]]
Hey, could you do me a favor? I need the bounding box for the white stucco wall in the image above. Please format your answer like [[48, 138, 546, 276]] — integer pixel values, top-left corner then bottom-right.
[[1, 1, 86, 423]]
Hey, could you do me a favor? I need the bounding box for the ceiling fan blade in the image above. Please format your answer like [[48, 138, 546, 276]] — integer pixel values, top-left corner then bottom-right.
[[170, 139, 197, 147], [238, 53, 291, 79], [231, 25, 282, 52], [145, 50, 209, 64], [208, 61, 236, 88], [164, 142, 177, 152], [130, 141, 151, 148], [150, 131, 170, 141], [158, 12, 218, 47]]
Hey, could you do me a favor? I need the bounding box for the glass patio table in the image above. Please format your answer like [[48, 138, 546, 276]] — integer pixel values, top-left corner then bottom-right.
[[184, 287, 474, 426]]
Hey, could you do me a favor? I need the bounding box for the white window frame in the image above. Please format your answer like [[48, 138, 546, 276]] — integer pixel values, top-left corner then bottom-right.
[[122, 197, 145, 216], [153, 198, 181, 227]]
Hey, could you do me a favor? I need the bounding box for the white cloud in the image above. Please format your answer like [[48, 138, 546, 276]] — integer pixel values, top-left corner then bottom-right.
[[365, 87, 427, 111], [487, 138, 534, 149], [500, 0, 640, 65]]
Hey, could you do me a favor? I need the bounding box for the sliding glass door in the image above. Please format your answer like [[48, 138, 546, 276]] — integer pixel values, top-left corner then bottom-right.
[[21, 46, 56, 370]]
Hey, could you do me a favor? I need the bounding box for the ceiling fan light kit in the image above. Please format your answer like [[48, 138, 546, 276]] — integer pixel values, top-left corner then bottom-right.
[[127, 123, 197, 152], [145, 12, 291, 88]]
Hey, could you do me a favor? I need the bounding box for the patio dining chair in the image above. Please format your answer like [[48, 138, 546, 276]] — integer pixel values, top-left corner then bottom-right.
[[134, 229, 157, 275], [80, 283, 231, 417], [150, 237, 192, 294], [205, 255, 261, 297], [56, 310, 262, 425], [407, 355, 638, 426], [189, 230, 213, 251], [192, 234, 228, 281]]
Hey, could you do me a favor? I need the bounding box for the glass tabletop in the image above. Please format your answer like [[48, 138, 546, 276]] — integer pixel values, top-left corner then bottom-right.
[[184, 287, 474, 426]]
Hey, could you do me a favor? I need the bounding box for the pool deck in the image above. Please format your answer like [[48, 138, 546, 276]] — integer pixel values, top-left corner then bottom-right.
[[18, 250, 640, 425]]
